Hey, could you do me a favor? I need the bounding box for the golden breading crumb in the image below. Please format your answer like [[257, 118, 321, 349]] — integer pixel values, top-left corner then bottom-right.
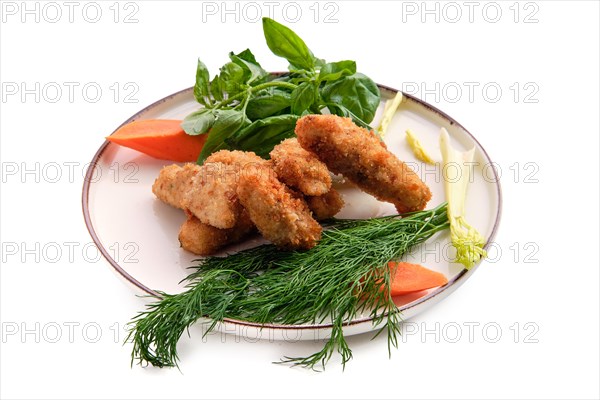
[[270, 138, 331, 196], [295, 115, 432, 213], [236, 169, 322, 250]]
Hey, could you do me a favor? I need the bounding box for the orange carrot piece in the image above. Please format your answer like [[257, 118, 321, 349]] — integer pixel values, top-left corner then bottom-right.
[[106, 119, 207, 162], [388, 261, 448, 296]]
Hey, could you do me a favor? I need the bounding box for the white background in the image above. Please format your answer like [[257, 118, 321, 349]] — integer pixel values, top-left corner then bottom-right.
[[1, 1, 599, 399]]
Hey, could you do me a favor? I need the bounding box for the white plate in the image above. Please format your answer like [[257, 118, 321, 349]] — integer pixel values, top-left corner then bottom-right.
[[82, 84, 501, 340]]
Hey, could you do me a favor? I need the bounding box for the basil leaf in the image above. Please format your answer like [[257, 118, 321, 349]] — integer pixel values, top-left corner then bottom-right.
[[229, 49, 268, 85], [181, 108, 215, 135], [197, 109, 249, 164], [235, 48, 260, 65], [291, 81, 316, 115], [262, 17, 315, 71], [321, 73, 380, 124], [325, 103, 372, 130], [314, 57, 326, 68], [210, 75, 224, 102], [193, 58, 212, 106], [219, 62, 248, 96], [318, 60, 356, 83], [226, 114, 298, 157], [246, 89, 291, 120]]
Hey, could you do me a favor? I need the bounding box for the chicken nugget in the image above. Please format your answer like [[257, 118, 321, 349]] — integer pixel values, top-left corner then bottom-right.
[[178, 210, 255, 255], [180, 150, 271, 229], [270, 138, 331, 196], [295, 115, 432, 213], [183, 162, 242, 229], [236, 169, 322, 250], [205, 149, 268, 169], [152, 163, 201, 209], [306, 189, 344, 220]]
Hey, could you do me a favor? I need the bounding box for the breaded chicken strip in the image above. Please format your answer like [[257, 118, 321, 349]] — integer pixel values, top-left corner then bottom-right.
[[152, 164, 201, 209], [295, 115, 432, 213], [183, 162, 241, 229], [283, 186, 343, 220], [306, 189, 344, 220], [206, 149, 268, 169], [182, 150, 271, 229], [178, 210, 255, 255], [270, 138, 331, 196], [237, 170, 322, 249], [152, 160, 258, 255]]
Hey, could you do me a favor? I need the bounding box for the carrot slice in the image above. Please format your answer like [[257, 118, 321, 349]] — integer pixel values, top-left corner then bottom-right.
[[106, 119, 207, 162], [388, 262, 448, 296]]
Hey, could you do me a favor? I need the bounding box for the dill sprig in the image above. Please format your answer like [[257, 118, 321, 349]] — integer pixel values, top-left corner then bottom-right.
[[127, 202, 450, 370]]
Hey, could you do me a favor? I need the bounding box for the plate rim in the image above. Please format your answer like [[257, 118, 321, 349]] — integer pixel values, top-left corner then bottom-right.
[[81, 82, 503, 331]]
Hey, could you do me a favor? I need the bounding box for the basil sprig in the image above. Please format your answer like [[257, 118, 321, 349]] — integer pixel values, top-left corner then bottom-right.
[[183, 18, 381, 164]]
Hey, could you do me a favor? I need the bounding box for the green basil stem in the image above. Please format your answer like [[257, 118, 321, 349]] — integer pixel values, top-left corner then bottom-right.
[[235, 90, 252, 112], [212, 81, 298, 109]]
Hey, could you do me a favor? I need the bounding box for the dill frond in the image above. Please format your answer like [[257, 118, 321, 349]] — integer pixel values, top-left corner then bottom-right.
[[126, 202, 450, 369]]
